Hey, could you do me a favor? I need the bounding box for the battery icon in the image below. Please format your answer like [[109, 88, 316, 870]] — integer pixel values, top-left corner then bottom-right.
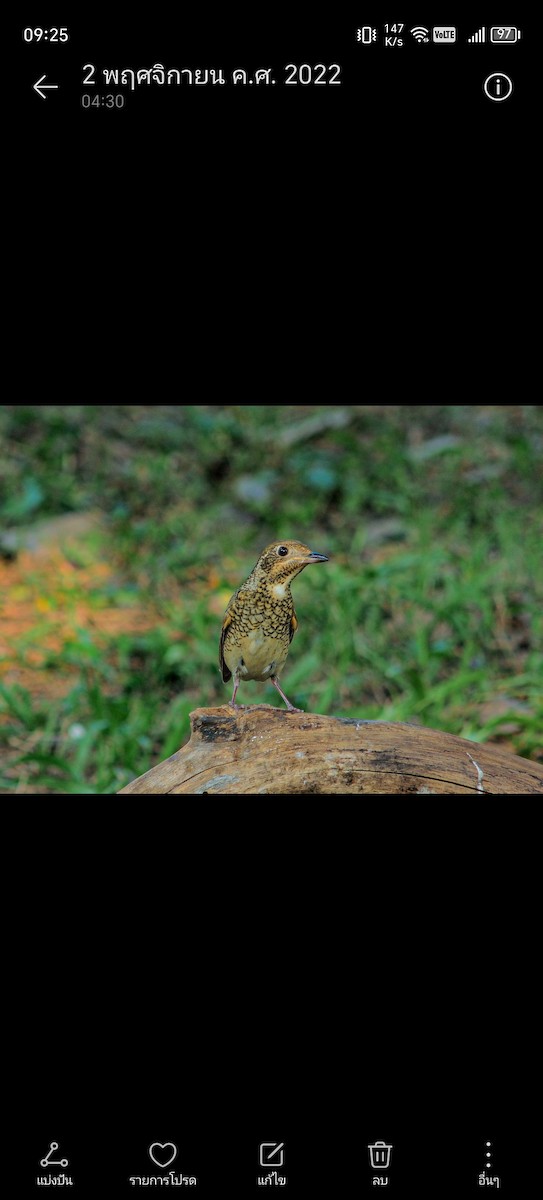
[[490, 27, 520, 43]]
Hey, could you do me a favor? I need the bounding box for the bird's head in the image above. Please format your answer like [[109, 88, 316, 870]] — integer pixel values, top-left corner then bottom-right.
[[254, 540, 328, 587]]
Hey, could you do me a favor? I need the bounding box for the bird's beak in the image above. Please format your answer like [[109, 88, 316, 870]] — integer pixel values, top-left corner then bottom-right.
[[305, 551, 328, 563]]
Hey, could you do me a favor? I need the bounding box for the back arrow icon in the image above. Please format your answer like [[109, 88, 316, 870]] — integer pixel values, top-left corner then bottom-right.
[[33, 74, 59, 100]]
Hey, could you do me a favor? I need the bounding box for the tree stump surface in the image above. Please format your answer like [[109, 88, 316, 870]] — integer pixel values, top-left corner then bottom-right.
[[117, 706, 543, 795]]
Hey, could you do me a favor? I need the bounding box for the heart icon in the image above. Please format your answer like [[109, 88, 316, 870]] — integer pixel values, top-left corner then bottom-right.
[[149, 1142, 178, 1169]]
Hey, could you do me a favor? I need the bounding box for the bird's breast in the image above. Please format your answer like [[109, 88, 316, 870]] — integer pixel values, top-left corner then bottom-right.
[[228, 627, 289, 681]]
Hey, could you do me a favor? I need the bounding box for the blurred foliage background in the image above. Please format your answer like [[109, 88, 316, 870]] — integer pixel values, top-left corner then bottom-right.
[[0, 404, 541, 794]]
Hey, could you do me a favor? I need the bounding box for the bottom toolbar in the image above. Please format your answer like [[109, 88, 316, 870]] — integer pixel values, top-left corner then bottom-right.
[[27, 1132, 516, 1194]]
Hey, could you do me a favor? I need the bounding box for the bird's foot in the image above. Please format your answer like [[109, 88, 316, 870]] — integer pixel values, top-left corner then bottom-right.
[[271, 676, 303, 712], [228, 700, 245, 710]]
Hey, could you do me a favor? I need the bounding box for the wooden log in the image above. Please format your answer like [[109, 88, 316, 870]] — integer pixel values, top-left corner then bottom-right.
[[117, 706, 543, 795]]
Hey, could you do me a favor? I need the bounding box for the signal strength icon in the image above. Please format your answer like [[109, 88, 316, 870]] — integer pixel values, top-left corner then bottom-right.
[[411, 26, 429, 42], [468, 27, 486, 43]]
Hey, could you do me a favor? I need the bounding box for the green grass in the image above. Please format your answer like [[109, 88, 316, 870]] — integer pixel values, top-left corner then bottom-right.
[[0, 405, 541, 792]]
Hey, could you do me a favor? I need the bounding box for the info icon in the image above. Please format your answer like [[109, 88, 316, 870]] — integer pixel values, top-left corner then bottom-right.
[[483, 73, 513, 102]]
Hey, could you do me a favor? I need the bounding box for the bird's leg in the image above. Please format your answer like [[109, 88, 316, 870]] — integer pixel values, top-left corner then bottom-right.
[[229, 673, 243, 709], [271, 676, 304, 713]]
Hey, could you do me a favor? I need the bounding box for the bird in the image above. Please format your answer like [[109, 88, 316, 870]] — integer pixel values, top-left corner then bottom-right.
[[219, 539, 328, 711]]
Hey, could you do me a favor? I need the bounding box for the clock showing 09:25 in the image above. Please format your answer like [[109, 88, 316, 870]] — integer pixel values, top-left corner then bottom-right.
[[23, 27, 70, 41]]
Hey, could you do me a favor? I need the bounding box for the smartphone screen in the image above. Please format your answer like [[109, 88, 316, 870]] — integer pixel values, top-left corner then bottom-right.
[[16, 13, 530, 1197]]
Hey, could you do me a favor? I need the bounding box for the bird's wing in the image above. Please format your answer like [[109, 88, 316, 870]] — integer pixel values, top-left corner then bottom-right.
[[289, 608, 298, 643], [219, 610, 233, 682]]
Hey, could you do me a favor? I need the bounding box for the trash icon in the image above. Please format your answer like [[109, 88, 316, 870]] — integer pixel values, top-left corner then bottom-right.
[[368, 1140, 393, 1169]]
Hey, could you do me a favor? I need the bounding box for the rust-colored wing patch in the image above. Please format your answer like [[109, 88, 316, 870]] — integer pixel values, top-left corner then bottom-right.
[[289, 608, 298, 643]]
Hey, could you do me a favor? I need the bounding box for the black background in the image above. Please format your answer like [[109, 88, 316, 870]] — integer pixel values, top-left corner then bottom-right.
[[16, 11, 527, 195], [14, 10, 530, 397], [17, 804, 537, 1196]]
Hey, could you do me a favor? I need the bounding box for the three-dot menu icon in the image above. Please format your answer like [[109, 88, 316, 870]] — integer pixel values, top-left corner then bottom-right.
[[478, 1140, 501, 1188]]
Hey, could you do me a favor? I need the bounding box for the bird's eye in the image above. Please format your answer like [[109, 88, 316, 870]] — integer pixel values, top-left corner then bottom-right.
[[277, 545, 289, 556]]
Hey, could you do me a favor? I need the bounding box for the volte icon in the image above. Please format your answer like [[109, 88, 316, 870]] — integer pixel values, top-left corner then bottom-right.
[[433, 27, 456, 43]]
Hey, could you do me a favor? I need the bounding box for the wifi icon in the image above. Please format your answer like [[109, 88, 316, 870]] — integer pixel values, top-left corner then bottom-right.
[[410, 26, 429, 42]]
